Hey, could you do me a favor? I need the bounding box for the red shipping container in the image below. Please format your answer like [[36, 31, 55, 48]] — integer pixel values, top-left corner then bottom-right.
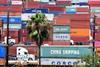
[[95, 18, 100, 25], [21, 36, 28, 43], [24, 2, 40, 8], [9, 46, 38, 56], [70, 20, 90, 29], [54, 15, 70, 25], [3, 29, 19, 38], [0, 6, 8, 12], [53, 41, 70, 45], [71, 36, 89, 42], [70, 14, 90, 21], [43, 6, 65, 12], [76, 7, 89, 12], [9, 12, 21, 16], [43, 41, 53, 45], [88, 1, 100, 6], [19, 29, 28, 36], [9, 5, 22, 12], [95, 32, 100, 41], [11, 37, 19, 44], [56, 1, 71, 5], [0, 0, 7, 4]]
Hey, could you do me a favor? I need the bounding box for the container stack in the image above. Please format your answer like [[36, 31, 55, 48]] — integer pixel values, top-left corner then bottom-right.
[[52, 14, 70, 45], [70, 14, 90, 45]]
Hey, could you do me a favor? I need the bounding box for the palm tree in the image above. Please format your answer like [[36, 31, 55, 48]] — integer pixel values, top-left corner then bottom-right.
[[27, 12, 51, 65]]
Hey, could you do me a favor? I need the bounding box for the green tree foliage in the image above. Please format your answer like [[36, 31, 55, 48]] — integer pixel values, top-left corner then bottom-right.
[[27, 13, 51, 46]]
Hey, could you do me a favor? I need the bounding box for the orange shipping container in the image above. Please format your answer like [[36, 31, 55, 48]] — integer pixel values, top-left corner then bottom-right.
[[0, 21, 2, 27], [0, 59, 5, 65], [96, 47, 100, 56], [71, 29, 90, 36]]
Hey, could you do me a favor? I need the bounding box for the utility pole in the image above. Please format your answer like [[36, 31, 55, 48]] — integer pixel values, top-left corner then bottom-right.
[[6, 0, 11, 66], [92, 15, 96, 67]]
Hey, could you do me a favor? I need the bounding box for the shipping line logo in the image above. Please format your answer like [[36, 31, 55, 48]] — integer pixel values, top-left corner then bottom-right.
[[50, 50, 80, 55]]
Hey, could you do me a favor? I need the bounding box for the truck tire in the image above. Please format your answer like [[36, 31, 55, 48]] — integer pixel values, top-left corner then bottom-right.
[[28, 58, 33, 61], [9, 42, 15, 46]]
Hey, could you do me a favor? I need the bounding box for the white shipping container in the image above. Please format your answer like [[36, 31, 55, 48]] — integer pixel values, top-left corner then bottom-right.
[[40, 0, 49, 2], [41, 58, 85, 65], [3, 24, 22, 29], [53, 33, 70, 40], [11, 1, 22, 5], [21, 13, 54, 21]]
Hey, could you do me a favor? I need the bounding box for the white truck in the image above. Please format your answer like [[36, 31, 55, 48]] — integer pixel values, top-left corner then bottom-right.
[[17, 47, 35, 61], [2, 36, 16, 45]]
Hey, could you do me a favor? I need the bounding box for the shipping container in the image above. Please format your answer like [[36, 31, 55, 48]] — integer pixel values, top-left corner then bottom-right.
[[53, 41, 70, 45], [41, 46, 92, 58], [9, 12, 21, 16], [11, 0, 22, 5], [2, 29, 19, 38], [0, 21, 2, 27], [20, 36, 28, 43], [66, 7, 76, 14], [95, 41, 100, 47], [76, 7, 89, 12], [0, 12, 7, 16], [96, 47, 100, 56], [21, 13, 54, 21], [24, 1, 40, 8], [70, 20, 90, 29], [9, 46, 37, 57], [0, 0, 7, 4], [56, 1, 71, 6], [43, 6, 65, 12], [10, 5, 22, 12], [95, 18, 100, 25], [1, 16, 21, 24], [54, 16, 70, 25], [53, 33, 70, 41], [22, 8, 48, 13], [53, 25, 70, 33], [0, 44, 6, 58], [3, 24, 22, 29], [71, 36, 89, 42], [19, 29, 28, 36], [0, 58, 5, 65], [43, 40, 52, 45], [11, 37, 19, 44], [41, 58, 85, 65], [95, 32, 100, 41], [71, 29, 90, 36], [70, 14, 90, 20], [0, 6, 8, 12], [88, 1, 100, 6]]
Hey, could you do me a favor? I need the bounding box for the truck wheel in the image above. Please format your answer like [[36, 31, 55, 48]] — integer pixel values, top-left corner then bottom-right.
[[28, 58, 33, 61], [10, 42, 15, 46]]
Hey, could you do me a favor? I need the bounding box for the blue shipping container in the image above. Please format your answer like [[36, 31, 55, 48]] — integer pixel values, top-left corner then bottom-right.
[[0, 44, 6, 58], [1, 16, 21, 24], [22, 8, 48, 13]]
